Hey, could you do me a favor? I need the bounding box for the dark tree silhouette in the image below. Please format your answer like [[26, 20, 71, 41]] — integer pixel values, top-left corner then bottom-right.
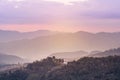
[[1, 56, 120, 80]]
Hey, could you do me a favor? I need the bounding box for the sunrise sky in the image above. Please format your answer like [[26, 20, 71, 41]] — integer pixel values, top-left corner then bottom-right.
[[0, 0, 120, 32]]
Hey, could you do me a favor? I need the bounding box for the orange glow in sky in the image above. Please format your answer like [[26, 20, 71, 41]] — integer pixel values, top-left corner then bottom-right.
[[0, 24, 79, 32], [1, 24, 120, 33]]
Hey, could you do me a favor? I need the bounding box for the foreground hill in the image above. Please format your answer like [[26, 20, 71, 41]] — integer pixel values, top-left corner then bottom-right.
[[0, 31, 120, 59], [0, 53, 25, 64], [45, 56, 120, 80], [1, 56, 120, 80]]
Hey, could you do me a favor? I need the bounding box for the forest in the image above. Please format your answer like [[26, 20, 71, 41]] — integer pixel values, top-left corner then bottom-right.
[[0, 56, 120, 80]]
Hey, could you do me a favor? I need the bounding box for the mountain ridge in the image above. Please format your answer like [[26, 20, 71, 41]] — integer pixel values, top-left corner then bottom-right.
[[0, 53, 26, 64], [89, 48, 120, 57], [0, 30, 58, 42], [0, 30, 120, 59]]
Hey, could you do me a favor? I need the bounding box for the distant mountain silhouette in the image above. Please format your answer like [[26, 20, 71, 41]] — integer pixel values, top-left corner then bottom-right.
[[0, 31, 120, 59], [89, 48, 120, 57], [0, 30, 57, 42], [0, 53, 26, 64]]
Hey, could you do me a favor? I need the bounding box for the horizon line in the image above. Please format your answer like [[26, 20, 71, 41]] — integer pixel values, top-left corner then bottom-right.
[[0, 29, 120, 34]]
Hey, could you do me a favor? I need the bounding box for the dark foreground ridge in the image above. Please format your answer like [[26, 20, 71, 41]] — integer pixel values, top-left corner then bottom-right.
[[0, 56, 120, 80]]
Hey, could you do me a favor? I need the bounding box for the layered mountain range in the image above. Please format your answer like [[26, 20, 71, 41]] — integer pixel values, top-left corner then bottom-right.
[[0, 30, 120, 60]]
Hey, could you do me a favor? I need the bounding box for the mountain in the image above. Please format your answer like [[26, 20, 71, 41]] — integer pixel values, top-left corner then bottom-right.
[[0, 53, 26, 64], [0, 31, 120, 59], [0, 30, 57, 42], [50, 51, 89, 62], [89, 48, 120, 57]]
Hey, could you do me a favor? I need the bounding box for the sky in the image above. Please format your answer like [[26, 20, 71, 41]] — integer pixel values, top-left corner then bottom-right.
[[0, 0, 120, 32]]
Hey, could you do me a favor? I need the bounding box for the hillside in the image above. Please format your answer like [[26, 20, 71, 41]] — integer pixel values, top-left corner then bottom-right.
[[1, 56, 120, 80], [0, 53, 25, 64], [45, 56, 120, 80]]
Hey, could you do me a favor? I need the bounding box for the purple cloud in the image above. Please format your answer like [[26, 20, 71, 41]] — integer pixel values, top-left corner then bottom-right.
[[0, 0, 120, 26]]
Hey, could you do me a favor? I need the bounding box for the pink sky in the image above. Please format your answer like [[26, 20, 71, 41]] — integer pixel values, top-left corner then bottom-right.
[[0, 0, 120, 32], [0, 24, 120, 33]]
